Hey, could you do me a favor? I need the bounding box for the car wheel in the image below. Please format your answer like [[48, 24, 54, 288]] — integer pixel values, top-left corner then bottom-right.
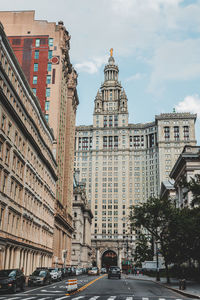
[[12, 283, 17, 293], [21, 281, 25, 291]]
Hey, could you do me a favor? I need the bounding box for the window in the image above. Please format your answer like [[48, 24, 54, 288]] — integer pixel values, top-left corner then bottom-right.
[[164, 126, 170, 140], [7, 122, 12, 136], [48, 38, 53, 47], [46, 88, 50, 97], [45, 101, 50, 111], [33, 76, 37, 84], [34, 63, 38, 72], [34, 50, 39, 59], [32, 88, 36, 95], [45, 114, 49, 122], [48, 50, 53, 59], [35, 39, 40, 47], [174, 126, 179, 140], [46, 75, 51, 84], [47, 63, 52, 72], [104, 116, 107, 127], [1, 114, 6, 131]]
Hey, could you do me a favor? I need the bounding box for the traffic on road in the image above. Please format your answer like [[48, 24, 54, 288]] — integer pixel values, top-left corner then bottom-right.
[[0, 267, 193, 300]]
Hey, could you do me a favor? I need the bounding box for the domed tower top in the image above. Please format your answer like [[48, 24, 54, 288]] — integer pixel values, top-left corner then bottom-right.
[[104, 48, 119, 82]]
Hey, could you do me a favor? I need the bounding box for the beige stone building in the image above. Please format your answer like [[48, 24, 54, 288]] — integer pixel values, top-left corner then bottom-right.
[[71, 173, 93, 268], [170, 145, 200, 208], [0, 11, 79, 267], [0, 22, 57, 275], [74, 53, 197, 268]]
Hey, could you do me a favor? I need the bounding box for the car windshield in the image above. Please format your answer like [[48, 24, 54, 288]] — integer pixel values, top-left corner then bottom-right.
[[32, 270, 46, 277], [0, 270, 16, 277], [49, 269, 56, 273]]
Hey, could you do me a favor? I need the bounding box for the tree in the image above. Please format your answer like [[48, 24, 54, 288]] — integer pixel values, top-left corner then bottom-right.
[[130, 197, 178, 283], [134, 233, 153, 266]]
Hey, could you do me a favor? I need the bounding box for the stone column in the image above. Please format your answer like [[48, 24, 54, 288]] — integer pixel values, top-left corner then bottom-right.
[[15, 248, 21, 269], [4, 246, 10, 269], [118, 248, 122, 269], [96, 248, 101, 270], [9, 247, 15, 269]]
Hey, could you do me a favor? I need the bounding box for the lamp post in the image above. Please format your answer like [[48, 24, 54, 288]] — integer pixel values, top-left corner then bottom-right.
[[155, 241, 160, 281]]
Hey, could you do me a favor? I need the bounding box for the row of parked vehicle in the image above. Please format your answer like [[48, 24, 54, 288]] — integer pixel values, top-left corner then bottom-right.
[[0, 266, 112, 294], [0, 266, 82, 294]]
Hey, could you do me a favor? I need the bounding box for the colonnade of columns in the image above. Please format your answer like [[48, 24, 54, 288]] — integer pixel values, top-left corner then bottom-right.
[[1, 245, 52, 275]]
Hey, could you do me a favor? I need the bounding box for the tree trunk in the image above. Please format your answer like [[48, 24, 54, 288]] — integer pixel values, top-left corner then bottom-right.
[[165, 261, 170, 283]]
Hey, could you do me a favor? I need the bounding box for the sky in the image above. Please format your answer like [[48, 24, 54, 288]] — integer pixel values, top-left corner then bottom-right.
[[1, 0, 200, 142]]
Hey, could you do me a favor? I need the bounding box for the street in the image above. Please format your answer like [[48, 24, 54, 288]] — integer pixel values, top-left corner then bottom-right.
[[0, 274, 196, 300]]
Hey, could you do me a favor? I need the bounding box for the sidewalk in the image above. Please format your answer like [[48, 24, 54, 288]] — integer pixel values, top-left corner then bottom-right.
[[126, 273, 200, 299]]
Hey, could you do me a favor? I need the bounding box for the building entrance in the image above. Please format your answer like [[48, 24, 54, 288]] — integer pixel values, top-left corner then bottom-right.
[[101, 250, 118, 270]]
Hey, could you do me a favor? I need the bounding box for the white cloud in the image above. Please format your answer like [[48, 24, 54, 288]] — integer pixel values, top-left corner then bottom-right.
[[125, 73, 145, 82], [175, 94, 200, 118], [75, 56, 107, 74]]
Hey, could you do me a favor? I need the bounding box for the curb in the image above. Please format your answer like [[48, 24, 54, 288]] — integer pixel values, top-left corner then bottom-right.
[[126, 276, 200, 299]]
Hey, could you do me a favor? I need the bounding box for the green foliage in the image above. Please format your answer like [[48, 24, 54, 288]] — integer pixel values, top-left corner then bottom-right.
[[134, 234, 153, 265], [129, 193, 200, 282]]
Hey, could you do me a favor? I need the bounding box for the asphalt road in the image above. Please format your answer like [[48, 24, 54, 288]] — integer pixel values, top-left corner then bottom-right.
[[0, 274, 196, 300]]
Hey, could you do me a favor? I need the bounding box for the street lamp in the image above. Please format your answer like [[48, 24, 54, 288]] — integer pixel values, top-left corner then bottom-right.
[[155, 241, 160, 281]]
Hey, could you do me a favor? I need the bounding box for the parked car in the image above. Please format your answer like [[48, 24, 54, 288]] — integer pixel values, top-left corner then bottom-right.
[[48, 268, 59, 281], [0, 269, 26, 293], [88, 267, 99, 275], [108, 266, 121, 279], [101, 267, 107, 274], [28, 269, 52, 286], [75, 268, 82, 275]]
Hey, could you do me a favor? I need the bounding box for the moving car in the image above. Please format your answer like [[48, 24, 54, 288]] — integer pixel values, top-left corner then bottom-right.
[[101, 267, 107, 274], [108, 266, 121, 279], [88, 267, 99, 275], [0, 269, 26, 293], [28, 269, 52, 286]]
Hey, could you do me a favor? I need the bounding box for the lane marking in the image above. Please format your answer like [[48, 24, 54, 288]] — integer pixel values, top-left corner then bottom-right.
[[4, 298, 21, 300], [41, 289, 61, 293], [22, 278, 64, 293], [55, 297, 70, 300], [142, 298, 149, 300], [71, 297, 84, 300], [107, 297, 116, 300], [66, 274, 106, 296], [88, 297, 100, 300], [126, 297, 133, 300]]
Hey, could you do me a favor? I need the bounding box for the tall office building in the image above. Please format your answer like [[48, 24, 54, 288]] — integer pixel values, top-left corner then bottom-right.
[[0, 22, 57, 274], [74, 51, 196, 268], [0, 11, 79, 267]]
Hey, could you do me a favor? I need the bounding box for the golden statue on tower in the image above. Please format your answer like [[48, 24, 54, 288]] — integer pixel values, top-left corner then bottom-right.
[[110, 48, 113, 57]]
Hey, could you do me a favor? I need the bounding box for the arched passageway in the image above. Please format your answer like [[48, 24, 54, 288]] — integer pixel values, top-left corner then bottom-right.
[[101, 250, 117, 270]]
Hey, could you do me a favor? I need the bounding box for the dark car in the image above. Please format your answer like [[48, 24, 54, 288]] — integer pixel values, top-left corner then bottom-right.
[[108, 266, 121, 279], [0, 269, 26, 293], [28, 269, 51, 286]]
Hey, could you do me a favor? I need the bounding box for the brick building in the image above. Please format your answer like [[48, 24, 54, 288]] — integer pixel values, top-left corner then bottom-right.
[[0, 11, 79, 267]]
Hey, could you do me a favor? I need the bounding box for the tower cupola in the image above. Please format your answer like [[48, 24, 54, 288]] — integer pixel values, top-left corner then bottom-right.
[[104, 48, 119, 82]]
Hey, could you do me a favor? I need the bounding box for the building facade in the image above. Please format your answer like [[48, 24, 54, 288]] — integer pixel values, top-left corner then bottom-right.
[[170, 145, 200, 208], [0, 11, 79, 267], [71, 174, 93, 268], [0, 22, 57, 275], [74, 52, 197, 268]]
